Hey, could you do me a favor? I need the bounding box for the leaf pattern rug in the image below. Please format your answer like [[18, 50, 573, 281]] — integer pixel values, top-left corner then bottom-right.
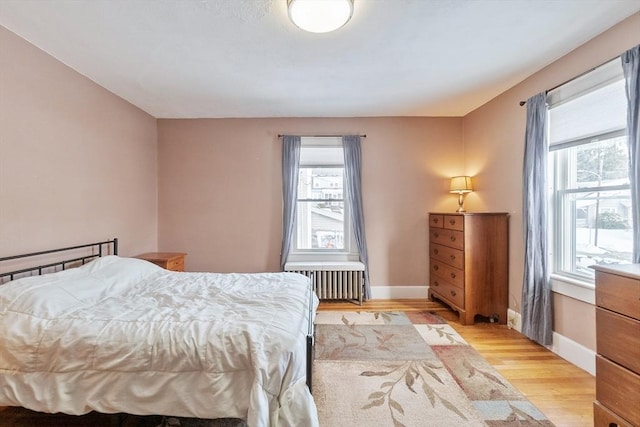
[[0, 311, 553, 427], [313, 311, 555, 427]]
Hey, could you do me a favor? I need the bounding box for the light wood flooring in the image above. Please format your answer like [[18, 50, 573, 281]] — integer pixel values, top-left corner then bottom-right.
[[319, 299, 595, 427]]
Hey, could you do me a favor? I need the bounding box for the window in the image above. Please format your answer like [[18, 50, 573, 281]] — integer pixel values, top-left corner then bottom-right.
[[291, 137, 357, 260], [548, 60, 633, 282]]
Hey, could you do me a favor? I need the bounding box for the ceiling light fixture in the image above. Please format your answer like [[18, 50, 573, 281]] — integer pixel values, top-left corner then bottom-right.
[[288, 0, 354, 33]]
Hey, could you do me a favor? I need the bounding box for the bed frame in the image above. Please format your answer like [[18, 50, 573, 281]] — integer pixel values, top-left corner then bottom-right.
[[0, 237, 316, 406], [306, 276, 316, 392], [0, 238, 119, 282]]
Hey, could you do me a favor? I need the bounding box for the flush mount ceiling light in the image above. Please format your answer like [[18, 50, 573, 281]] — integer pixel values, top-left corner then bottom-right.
[[288, 0, 354, 33]]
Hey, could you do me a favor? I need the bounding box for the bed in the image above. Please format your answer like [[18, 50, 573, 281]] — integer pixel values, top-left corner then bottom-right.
[[0, 239, 319, 427]]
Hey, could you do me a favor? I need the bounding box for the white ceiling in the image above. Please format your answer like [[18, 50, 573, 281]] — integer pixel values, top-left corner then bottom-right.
[[1, 0, 639, 118]]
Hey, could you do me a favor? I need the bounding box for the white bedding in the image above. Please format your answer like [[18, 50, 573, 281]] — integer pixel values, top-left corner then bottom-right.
[[0, 256, 319, 427]]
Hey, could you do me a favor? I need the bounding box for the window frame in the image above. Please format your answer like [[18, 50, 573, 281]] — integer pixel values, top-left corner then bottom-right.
[[287, 137, 359, 263], [547, 60, 631, 289]]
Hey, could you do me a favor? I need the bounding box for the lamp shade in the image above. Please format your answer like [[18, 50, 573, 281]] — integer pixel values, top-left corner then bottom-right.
[[288, 0, 354, 33], [450, 176, 473, 193]]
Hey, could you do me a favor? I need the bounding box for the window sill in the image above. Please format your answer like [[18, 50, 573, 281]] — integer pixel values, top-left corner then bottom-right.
[[284, 261, 365, 271], [550, 273, 595, 305], [287, 252, 360, 263]]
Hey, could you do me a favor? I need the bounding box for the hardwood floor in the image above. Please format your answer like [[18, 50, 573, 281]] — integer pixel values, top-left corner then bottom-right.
[[318, 299, 596, 427]]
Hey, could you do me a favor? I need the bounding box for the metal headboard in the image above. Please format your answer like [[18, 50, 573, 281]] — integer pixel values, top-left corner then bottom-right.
[[0, 238, 118, 282]]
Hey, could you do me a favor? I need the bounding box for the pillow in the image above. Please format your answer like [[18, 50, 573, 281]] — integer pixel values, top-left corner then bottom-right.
[[0, 256, 163, 316]]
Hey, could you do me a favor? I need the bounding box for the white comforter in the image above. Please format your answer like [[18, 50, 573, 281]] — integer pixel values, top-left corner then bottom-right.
[[0, 256, 319, 427]]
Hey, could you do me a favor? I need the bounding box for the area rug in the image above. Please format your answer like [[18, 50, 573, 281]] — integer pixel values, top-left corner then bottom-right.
[[0, 311, 553, 427], [313, 310, 555, 427]]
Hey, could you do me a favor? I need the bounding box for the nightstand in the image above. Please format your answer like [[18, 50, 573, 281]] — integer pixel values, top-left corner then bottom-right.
[[134, 252, 187, 271]]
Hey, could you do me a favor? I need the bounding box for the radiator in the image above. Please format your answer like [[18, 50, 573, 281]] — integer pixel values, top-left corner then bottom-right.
[[285, 262, 364, 305]]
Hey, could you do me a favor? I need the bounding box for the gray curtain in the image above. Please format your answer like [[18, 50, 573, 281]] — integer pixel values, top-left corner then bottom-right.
[[622, 45, 640, 263], [280, 135, 301, 270], [521, 92, 553, 346], [343, 135, 371, 300]]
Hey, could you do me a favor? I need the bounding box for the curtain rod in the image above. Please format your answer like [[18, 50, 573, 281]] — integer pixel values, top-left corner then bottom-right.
[[277, 134, 366, 138], [518, 53, 621, 106]]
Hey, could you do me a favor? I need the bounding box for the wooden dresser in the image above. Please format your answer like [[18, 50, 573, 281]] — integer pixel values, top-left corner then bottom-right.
[[134, 252, 187, 272], [593, 264, 640, 427], [428, 212, 508, 325]]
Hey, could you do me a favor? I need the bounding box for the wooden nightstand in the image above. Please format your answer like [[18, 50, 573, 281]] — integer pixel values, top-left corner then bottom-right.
[[135, 252, 187, 272]]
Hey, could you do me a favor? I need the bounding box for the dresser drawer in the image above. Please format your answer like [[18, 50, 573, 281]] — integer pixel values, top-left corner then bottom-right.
[[430, 259, 464, 287], [429, 227, 464, 250], [429, 214, 444, 228], [595, 271, 640, 319], [597, 308, 640, 373], [430, 243, 464, 270], [594, 401, 634, 427], [443, 215, 464, 231], [596, 355, 640, 426], [430, 276, 464, 308]]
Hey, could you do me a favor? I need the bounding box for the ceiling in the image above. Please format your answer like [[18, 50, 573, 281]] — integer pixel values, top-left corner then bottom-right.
[[1, 0, 639, 118]]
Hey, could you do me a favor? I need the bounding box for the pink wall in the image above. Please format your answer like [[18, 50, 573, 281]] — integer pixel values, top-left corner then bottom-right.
[[0, 26, 158, 259], [157, 117, 463, 286], [463, 13, 640, 350]]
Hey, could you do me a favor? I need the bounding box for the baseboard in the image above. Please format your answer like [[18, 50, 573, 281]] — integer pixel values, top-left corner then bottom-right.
[[508, 309, 595, 375], [549, 332, 596, 375], [370, 285, 429, 299]]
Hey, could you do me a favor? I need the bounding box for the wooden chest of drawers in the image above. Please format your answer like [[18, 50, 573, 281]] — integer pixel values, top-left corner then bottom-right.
[[135, 252, 187, 271], [593, 264, 640, 427], [428, 212, 508, 325]]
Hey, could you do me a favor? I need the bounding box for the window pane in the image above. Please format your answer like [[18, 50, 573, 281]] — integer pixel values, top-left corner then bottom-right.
[[296, 167, 345, 250], [560, 189, 633, 277], [296, 201, 345, 249], [298, 167, 343, 200], [571, 136, 630, 188]]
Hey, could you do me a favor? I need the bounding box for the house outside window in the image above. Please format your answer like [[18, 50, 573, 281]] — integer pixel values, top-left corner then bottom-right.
[[548, 59, 633, 284], [290, 137, 358, 262]]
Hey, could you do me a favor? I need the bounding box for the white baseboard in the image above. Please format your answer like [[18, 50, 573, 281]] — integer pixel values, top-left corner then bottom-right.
[[508, 309, 594, 375], [370, 285, 429, 299], [550, 332, 596, 375]]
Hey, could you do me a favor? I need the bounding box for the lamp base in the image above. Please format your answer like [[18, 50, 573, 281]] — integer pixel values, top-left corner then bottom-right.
[[456, 193, 466, 213]]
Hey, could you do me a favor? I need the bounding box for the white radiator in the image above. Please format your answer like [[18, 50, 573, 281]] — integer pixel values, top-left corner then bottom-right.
[[285, 262, 364, 305]]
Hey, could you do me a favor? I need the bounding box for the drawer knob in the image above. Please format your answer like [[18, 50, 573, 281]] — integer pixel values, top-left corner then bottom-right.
[[450, 236, 456, 242], [434, 281, 439, 287], [433, 218, 439, 224], [434, 232, 440, 238], [434, 249, 439, 255], [449, 219, 455, 225], [450, 290, 456, 297], [433, 265, 439, 271], [450, 255, 456, 261], [450, 273, 456, 279]]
